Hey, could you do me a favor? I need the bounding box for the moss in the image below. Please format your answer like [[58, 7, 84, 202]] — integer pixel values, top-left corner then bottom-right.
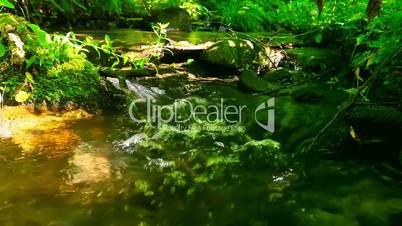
[[286, 47, 341, 72], [0, 13, 30, 33], [34, 58, 102, 108], [201, 39, 272, 73], [240, 70, 276, 92]]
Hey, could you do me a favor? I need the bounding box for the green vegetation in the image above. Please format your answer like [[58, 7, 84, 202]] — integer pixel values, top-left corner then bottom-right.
[[133, 121, 287, 196]]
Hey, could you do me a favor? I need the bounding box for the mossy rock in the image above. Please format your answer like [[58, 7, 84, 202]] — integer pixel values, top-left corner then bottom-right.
[[34, 58, 102, 108], [0, 13, 30, 34], [286, 47, 341, 72], [240, 70, 276, 92], [201, 39, 272, 73], [151, 8, 192, 31], [262, 68, 304, 83]]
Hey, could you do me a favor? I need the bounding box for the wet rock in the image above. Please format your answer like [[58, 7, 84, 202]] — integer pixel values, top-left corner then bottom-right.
[[262, 68, 304, 83], [290, 86, 327, 103], [286, 47, 341, 72], [99, 66, 157, 78], [162, 41, 214, 63], [201, 39, 277, 73], [240, 70, 276, 92], [151, 8, 192, 32], [67, 144, 112, 185], [117, 133, 148, 153], [125, 80, 165, 101], [8, 33, 25, 65]]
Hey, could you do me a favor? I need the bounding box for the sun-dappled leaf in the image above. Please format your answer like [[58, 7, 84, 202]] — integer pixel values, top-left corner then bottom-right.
[[0, 42, 7, 57], [25, 72, 35, 84], [15, 91, 30, 103], [0, 0, 14, 9], [349, 126, 360, 142], [345, 88, 358, 96], [314, 33, 323, 44]]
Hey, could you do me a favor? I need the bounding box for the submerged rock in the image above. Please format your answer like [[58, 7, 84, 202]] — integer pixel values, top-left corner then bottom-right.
[[240, 70, 276, 92], [0, 106, 91, 157], [286, 47, 341, 72], [262, 68, 304, 83], [125, 80, 165, 101], [117, 133, 148, 152], [0, 124, 12, 139]]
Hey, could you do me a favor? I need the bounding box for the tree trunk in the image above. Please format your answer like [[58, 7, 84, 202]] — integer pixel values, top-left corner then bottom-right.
[[366, 0, 382, 21]]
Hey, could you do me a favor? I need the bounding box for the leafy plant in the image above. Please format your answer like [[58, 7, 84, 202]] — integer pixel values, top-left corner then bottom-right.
[[0, 0, 14, 10], [152, 22, 169, 44]]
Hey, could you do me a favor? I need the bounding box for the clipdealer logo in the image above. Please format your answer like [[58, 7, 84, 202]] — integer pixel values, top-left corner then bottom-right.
[[129, 98, 275, 132]]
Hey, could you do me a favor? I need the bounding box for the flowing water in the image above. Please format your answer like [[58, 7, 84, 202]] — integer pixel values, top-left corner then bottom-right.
[[1, 31, 402, 226]]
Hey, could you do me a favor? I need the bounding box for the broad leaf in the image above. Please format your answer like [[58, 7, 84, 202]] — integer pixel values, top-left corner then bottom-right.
[[0, 42, 7, 57], [0, 0, 14, 9]]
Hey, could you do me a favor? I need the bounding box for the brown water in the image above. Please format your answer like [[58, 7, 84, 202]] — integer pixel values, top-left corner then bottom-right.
[[1, 79, 402, 226]]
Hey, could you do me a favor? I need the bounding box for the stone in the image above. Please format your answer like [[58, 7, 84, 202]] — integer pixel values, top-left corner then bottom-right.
[[201, 39, 276, 73], [240, 70, 276, 92], [151, 8, 192, 32]]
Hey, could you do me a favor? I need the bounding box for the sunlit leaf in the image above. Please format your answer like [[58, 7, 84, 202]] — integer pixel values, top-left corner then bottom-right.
[[25, 72, 35, 84], [0, 42, 7, 57], [349, 126, 360, 142], [0, 0, 14, 9], [314, 33, 323, 44], [15, 90, 30, 103]]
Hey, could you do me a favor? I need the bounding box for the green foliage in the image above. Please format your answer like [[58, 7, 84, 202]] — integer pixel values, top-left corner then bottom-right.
[[0, 13, 152, 107], [25, 26, 85, 70], [151, 22, 169, 48], [131, 121, 287, 196], [351, 5, 401, 70], [0, 0, 14, 9], [135, 180, 155, 196], [0, 42, 6, 57]]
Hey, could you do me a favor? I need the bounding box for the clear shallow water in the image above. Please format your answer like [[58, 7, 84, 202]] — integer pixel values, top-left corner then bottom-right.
[[1, 78, 402, 226]]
